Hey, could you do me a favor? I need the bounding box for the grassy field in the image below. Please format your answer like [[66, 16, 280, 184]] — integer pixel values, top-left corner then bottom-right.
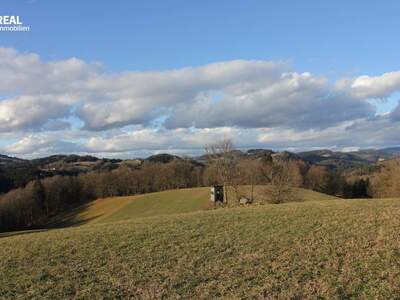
[[55, 186, 337, 226], [56, 187, 211, 226], [1, 188, 400, 298]]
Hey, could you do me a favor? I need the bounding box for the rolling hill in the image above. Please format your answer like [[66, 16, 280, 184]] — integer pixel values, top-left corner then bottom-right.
[[53, 186, 337, 227], [56, 187, 211, 226], [1, 193, 400, 298]]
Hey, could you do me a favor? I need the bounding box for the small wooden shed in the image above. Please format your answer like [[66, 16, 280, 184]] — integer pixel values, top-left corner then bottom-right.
[[210, 185, 224, 203]]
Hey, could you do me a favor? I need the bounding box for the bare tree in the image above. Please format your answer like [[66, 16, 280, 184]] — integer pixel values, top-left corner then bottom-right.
[[305, 165, 330, 192], [268, 161, 294, 203], [260, 156, 295, 204], [236, 158, 263, 203], [205, 139, 237, 204]]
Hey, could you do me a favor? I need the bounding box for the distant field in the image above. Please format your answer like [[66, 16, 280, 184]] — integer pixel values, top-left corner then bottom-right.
[[55, 186, 337, 226], [2, 191, 400, 298]]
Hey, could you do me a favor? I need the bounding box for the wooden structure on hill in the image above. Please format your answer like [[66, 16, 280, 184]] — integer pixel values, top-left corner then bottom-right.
[[210, 185, 224, 203]]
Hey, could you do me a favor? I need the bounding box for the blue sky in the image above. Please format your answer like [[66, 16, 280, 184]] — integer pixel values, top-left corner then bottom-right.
[[2, 0, 399, 75], [0, 0, 400, 157]]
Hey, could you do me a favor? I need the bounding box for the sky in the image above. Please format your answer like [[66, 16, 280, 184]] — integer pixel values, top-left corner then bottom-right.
[[0, 0, 400, 158]]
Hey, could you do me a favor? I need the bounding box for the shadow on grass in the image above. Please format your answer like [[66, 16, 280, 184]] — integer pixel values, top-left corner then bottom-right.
[[49, 215, 100, 229], [0, 202, 105, 239], [45, 202, 106, 229]]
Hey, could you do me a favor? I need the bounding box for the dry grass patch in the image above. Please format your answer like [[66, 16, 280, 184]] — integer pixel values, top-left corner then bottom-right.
[[2, 198, 400, 298]]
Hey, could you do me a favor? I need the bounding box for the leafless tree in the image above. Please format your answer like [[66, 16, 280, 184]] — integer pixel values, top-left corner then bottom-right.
[[205, 139, 237, 204], [268, 161, 294, 203], [247, 159, 266, 202], [260, 156, 296, 204]]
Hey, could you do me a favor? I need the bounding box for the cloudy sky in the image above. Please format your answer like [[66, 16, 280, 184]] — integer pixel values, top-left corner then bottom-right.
[[1, 1, 400, 158]]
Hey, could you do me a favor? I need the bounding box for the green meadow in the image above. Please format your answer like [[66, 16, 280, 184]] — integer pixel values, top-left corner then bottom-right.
[[1, 188, 400, 298]]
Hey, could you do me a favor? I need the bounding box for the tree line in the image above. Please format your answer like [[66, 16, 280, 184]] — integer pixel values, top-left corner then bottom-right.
[[0, 141, 383, 232], [0, 159, 203, 232], [204, 140, 370, 205]]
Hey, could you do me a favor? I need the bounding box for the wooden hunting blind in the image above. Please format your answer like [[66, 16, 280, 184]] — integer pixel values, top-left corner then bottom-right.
[[210, 185, 224, 203]]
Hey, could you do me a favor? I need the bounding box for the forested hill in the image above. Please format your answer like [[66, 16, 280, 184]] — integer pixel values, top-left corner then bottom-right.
[[0, 147, 399, 195]]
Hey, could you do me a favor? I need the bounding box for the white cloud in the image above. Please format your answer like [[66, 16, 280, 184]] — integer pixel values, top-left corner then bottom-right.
[[2, 115, 400, 158], [3, 134, 80, 155], [336, 71, 400, 99], [84, 127, 248, 153], [164, 72, 375, 129], [0, 94, 74, 132], [0, 48, 99, 95], [1, 47, 400, 157]]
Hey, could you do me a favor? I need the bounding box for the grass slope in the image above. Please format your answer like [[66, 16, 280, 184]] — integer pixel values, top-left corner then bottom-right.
[[2, 197, 400, 298], [58, 187, 211, 226], [57, 186, 337, 226]]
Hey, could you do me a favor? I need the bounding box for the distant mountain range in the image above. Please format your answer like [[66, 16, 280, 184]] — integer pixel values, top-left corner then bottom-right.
[[0, 147, 399, 194], [1, 147, 400, 170], [297, 147, 400, 169], [197, 147, 400, 169]]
